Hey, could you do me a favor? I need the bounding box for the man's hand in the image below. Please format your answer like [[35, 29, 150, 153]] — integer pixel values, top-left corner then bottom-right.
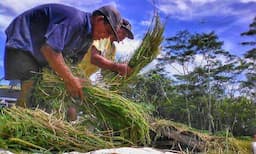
[[64, 76, 86, 99], [116, 63, 133, 76], [90, 46, 133, 77], [40, 44, 86, 99]]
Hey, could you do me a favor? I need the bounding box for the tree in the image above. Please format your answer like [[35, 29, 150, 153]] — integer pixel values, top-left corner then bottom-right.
[[121, 70, 173, 117], [161, 30, 196, 127], [162, 31, 238, 133], [241, 16, 256, 102]]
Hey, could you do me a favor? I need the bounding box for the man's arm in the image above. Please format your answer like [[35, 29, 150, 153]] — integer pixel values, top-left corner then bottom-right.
[[40, 44, 84, 98], [90, 46, 132, 76]]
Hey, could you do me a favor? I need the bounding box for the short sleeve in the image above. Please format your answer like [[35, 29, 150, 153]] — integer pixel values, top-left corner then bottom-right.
[[44, 24, 71, 52]]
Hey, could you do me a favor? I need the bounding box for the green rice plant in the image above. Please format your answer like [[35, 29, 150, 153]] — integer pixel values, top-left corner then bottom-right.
[[33, 68, 150, 145], [0, 107, 115, 153], [102, 14, 164, 88]]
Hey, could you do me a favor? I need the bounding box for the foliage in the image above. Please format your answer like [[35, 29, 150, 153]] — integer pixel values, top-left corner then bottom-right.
[[240, 16, 256, 102], [119, 70, 173, 117], [125, 20, 256, 136]]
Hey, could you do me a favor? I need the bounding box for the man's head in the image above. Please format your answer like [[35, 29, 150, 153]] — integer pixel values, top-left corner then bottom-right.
[[121, 19, 134, 40], [92, 5, 122, 41], [111, 19, 134, 42]]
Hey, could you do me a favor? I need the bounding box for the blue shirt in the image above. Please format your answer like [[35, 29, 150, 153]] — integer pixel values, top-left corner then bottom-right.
[[5, 3, 93, 65]]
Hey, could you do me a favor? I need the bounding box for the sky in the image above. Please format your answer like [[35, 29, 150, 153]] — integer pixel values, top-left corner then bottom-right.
[[0, 0, 255, 85]]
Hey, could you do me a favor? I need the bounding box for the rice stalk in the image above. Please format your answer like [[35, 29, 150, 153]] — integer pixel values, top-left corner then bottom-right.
[[0, 107, 115, 152], [33, 68, 150, 145], [101, 13, 164, 88]]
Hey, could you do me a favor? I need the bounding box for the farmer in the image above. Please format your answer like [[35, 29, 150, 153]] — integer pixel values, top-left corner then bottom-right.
[[79, 18, 134, 79], [66, 19, 134, 121], [4, 4, 132, 118]]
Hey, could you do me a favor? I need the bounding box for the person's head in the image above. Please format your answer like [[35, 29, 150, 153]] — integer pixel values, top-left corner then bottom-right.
[[92, 5, 122, 41], [119, 18, 134, 41], [110, 18, 134, 42]]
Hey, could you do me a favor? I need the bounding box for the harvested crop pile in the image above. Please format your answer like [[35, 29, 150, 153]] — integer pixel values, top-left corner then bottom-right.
[[33, 68, 150, 145], [0, 107, 114, 153], [150, 119, 251, 154]]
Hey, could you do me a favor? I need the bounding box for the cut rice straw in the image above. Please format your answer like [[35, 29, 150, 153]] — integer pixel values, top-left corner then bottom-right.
[[0, 107, 115, 153], [102, 13, 164, 88], [33, 68, 150, 145]]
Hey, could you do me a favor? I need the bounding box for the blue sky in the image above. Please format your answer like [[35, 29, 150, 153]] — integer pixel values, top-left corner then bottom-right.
[[0, 0, 255, 85]]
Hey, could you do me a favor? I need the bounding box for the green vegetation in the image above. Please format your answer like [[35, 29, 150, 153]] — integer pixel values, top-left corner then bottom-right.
[[121, 17, 256, 136], [0, 107, 115, 153], [102, 14, 164, 88], [34, 68, 150, 145]]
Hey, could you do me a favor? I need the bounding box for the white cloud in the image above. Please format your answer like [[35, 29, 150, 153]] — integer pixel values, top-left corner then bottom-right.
[[0, 0, 117, 14], [240, 0, 256, 2], [194, 54, 206, 67], [0, 0, 119, 32], [156, 0, 191, 18], [215, 10, 255, 35], [140, 20, 151, 26], [191, 0, 216, 4], [163, 55, 200, 76], [162, 53, 234, 77], [114, 38, 141, 61], [156, 0, 255, 21], [139, 59, 158, 74], [62, 0, 118, 12], [165, 63, 184, 75], [0, 14, 13, 29], [1, 0, 61, 14]]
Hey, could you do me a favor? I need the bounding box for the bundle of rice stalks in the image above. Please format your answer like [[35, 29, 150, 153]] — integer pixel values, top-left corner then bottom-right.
[[33, 68, 150, 145], [151, 119, 251, 154], [0, 107, 114, 153], [128, 15, 164, 76], [206, 137, 251, 154], [102, 14, 164, 88]]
